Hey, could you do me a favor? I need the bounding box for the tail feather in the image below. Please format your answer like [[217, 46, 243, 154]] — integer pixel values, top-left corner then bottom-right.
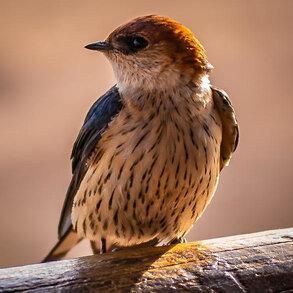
[[43, 229, 81, 262]]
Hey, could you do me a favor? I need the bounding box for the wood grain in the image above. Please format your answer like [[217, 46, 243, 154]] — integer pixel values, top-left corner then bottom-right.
[[0, 228, 292, 292]]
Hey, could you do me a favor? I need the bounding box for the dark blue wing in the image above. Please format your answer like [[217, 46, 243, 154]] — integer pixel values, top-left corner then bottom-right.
[[58, 85, 123, 239]]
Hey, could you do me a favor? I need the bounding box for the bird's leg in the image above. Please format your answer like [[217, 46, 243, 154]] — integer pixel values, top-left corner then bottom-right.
[[101, 237, 107, 254], [169, 237, 187, 244], [90, 240, 100, 255], [91, 238, 110, 254]]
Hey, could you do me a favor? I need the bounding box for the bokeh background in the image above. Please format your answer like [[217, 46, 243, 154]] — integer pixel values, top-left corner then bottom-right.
[[1, 0, 292, 268]]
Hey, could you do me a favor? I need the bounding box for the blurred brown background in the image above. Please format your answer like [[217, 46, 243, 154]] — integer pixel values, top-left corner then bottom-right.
[[0, 0, 292, 268]]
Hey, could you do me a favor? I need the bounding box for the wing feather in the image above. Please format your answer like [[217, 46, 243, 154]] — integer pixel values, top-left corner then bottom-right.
[[58, 85, 123, 239], [211, 87, 239, 170]]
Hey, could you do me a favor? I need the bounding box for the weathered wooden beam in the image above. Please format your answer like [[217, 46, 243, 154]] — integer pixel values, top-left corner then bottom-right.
[[0, 228, 292, 292]]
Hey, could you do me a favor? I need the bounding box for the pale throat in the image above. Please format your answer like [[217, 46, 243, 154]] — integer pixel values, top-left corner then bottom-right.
[[115, 70, 212, 110], [109, 55, 210, 94]]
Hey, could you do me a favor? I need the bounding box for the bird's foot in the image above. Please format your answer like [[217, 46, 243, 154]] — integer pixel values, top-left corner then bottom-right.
[[90, 240, 100, 254], [169, 237, 187, 245], [90, 238, 109, 254]]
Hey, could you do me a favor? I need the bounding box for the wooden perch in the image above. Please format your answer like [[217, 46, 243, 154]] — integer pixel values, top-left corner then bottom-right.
[[0, 228, 292, 292]]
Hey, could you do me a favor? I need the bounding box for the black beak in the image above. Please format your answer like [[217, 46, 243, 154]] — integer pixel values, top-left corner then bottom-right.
[[84, 41, 112, 51]]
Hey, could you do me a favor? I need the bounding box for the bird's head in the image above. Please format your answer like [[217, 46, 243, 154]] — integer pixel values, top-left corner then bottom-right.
[[85, 15, 212, 93]]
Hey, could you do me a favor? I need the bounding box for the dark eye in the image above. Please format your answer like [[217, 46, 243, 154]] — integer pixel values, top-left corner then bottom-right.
[[118, 35, 149, 53], [131, 36, 148, 50]]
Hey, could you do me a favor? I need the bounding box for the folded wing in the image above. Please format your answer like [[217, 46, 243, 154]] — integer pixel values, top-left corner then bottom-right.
[[211, 87, 239, 170], [44, 86, 123, 261]]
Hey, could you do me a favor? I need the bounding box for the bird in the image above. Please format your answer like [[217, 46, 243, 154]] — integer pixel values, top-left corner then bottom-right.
[[43, 15, 239, 262]]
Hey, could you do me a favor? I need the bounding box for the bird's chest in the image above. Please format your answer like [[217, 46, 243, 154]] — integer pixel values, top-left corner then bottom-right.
[[72, 94, 222, 244], [94, 100, 220, 198]]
